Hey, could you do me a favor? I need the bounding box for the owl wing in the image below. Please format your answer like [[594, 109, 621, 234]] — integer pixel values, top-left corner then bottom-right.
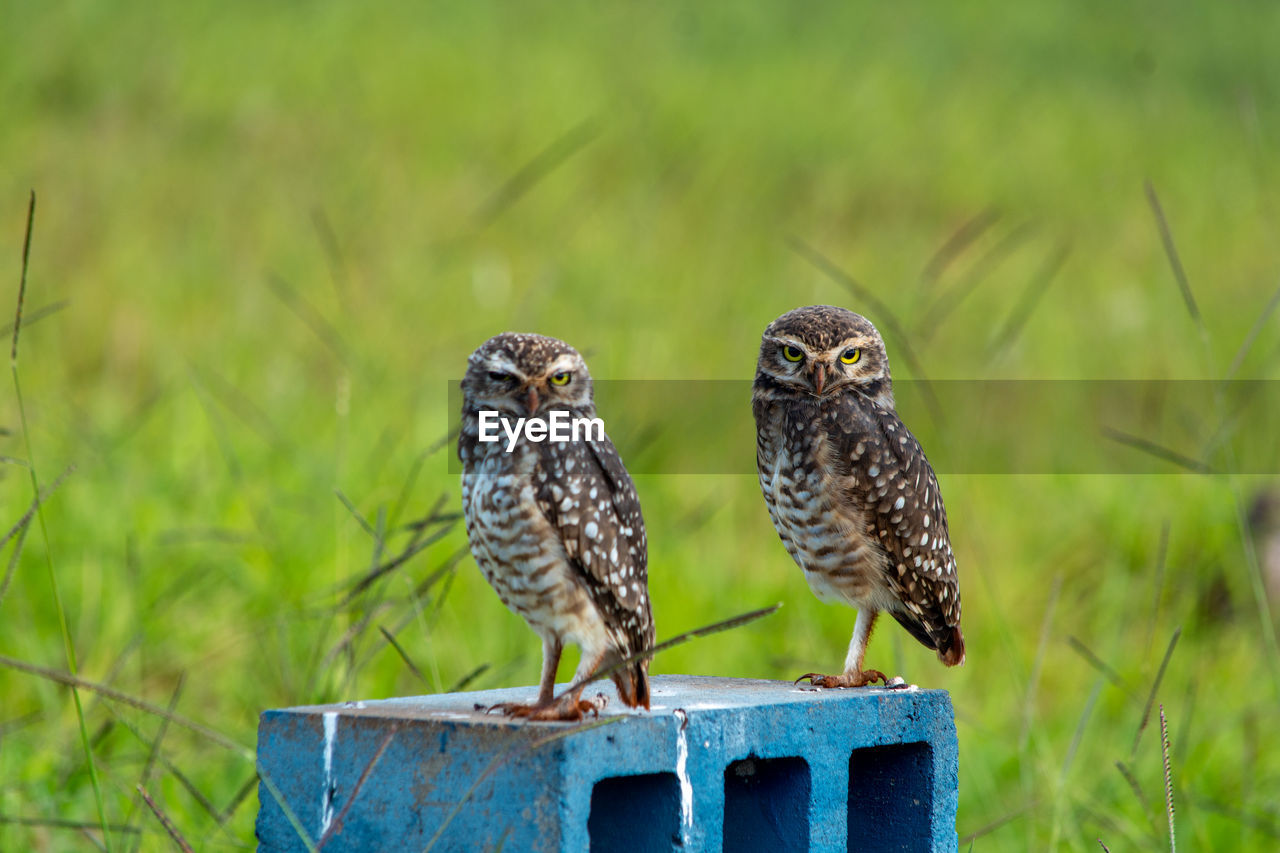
[[833, 402, 963, 657], [752, 397, 784, 515], [533, 432, 654, 650]]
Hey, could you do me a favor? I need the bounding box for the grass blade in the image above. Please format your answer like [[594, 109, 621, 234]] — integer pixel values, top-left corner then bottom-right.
[[787, 236, 944, 425], [555, 603, 781, 705], [0, 298, 69, 339], [266, 274, 351, 364], [0, 652, 250, 755], [0, 815, 139, 836], [154, 756, 226, 831], [474, 119, 599, 227], [1099, 427, 1214, 474], [136, 786, 194, 853], [0, 508, 32, 607], [311, 206, 351, 309], [1144, 182, 1201, 329], [422, 716, 620, 852], [918, 221, 1034, 342], [1225, 281, 1280, 380], [988, 241, 1070, 356], [447, 663, 491, 693], [1066, 635, 1133, 696], [10, 190, 35, 363], [127, 675, 186, 852], [958, 801, 1036, 845], [217, 772, 260, 827], [378, 625, 430, 688], [1019, 574, 1061, 751], [1114, 760, 1161, 841], [334, 490, 376, 538], [10, 191, 114, 851], [1063, 677, 1104, 779], [1131, 628, 1181, 759], [1145, 521, 1171, 655], [316, 726, 398, 850], [340, 513, 458, 605], [257, 769, 318, 853], [919, 207, 1001, 291]]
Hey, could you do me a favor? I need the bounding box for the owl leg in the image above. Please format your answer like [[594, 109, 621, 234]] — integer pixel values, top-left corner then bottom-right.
[[795, 608, 888, 688], [491, 645, 609, 721], [488, 636, 567, 718], [536, 636, 564, 705], [544, 647, 610, 719]]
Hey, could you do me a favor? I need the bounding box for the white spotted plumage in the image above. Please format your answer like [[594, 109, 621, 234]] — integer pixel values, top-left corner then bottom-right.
[[459, 333, 653, 717], [752, 305, 965, 687]]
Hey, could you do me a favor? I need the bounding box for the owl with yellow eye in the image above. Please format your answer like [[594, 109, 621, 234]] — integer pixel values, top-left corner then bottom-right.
[[459, 332, 654, 720], [752, 305, 965, 687]]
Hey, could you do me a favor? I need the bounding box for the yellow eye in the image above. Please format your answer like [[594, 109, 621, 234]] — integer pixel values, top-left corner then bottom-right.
[[782, 345, 804, 362], [549, 371, 571, 386], [840, 348, 861, 365]]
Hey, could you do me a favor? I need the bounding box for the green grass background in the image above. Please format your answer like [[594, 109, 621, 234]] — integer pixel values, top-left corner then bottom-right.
[[3, 1, 1279, 849]]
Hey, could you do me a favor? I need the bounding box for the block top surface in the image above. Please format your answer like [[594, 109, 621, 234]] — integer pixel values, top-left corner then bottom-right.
[[270, 674, 950, 727]]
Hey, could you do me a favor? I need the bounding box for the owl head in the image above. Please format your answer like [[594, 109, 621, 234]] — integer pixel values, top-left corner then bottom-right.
[[462, 332, 595, 417], [755, 305, 895, 409]]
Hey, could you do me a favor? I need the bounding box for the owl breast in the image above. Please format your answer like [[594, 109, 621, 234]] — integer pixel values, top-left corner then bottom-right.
[[757, 400, 898, 611], [461, 441, 608, 647]]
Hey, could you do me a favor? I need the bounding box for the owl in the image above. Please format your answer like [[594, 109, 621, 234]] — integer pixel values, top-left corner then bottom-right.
[[752, 305, 964, 687], [458, 333, 654, 720]]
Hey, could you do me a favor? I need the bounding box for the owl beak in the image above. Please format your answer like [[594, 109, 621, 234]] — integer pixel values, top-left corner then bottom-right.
[[525, 386, 540, 415], [812, 363, 826, 396]]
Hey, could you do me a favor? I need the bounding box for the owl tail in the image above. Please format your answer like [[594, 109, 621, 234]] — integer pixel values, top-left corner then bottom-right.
[[890, 611, 966, 667], [611, 658, 651, 710], [937, 626, 966, 667]]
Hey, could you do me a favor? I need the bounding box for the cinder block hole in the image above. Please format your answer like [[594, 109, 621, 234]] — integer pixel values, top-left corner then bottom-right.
[[589, 772, 681, 852], [722, 756, 811, 853], [847, 742, 934, 853]]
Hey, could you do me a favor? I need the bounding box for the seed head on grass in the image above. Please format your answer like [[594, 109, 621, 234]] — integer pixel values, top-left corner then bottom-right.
[[1161, 704, 1176, 853]]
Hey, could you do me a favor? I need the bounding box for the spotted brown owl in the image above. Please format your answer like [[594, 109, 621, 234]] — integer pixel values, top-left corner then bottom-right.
[[459, 333, 653, 719], [752, 305, 964, 687]]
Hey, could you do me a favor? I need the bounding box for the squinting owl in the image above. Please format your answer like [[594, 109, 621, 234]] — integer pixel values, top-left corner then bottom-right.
[[459, 333, 653, 719], [752, 305, 964, 687]]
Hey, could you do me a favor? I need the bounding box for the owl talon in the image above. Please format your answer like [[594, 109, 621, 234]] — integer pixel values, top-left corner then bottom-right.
[[578, 693, 608, 718], [794, 669, 889, 689], [485, 692, 608, 722]]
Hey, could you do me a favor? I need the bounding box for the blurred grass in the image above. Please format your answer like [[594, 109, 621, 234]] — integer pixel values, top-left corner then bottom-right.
[[2, 0, 1279, 849]]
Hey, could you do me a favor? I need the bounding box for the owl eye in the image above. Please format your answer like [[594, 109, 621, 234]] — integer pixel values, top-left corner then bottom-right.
[[549, 371, 571, 386], [487, 370, 512, 382], [782, 345, 804, 362], [840, 348, 861, 365]]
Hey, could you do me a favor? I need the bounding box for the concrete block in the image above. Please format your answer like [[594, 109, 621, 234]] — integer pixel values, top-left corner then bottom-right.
[[255, 675, 958, 852]]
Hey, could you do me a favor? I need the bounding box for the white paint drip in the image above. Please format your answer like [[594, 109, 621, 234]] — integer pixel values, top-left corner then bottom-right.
[[672, 709, 693, 840], [319, 712, 338, 836]]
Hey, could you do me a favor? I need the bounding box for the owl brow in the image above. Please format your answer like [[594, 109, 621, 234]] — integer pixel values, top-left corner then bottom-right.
[[544, 354, 579, 375], [832, 335, 873, 353], [484, 355, 523, 377], [769, 336, 806, 350]]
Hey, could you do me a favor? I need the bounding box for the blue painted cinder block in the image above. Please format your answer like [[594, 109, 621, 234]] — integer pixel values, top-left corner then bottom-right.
[[255, 675, 958, 852]]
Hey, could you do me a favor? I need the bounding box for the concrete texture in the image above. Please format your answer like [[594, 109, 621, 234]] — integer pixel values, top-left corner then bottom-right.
[[255, 675, 958, 852]]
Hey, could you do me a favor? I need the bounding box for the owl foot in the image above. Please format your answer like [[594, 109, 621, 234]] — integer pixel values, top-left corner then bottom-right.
[[486, 692, 608, 721], [794, 669, 888, 688]]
